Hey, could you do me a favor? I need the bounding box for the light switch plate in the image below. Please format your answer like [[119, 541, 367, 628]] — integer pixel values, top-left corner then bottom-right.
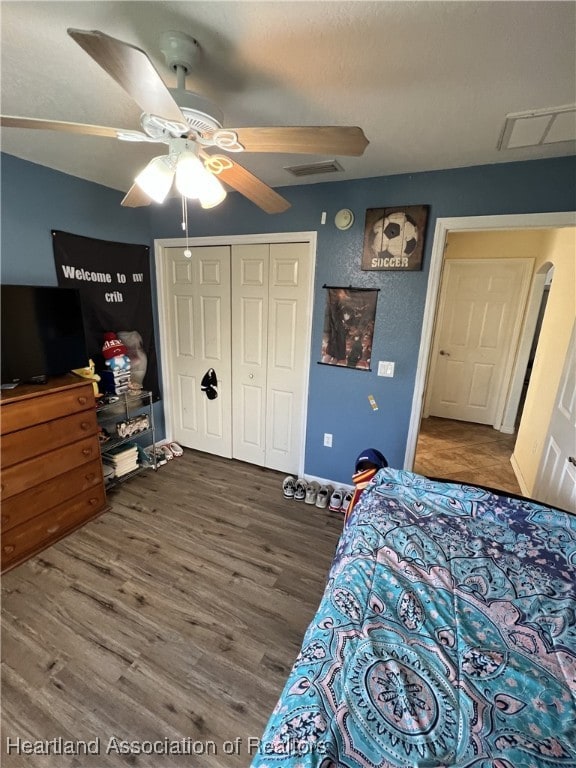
[[378, 361, 395, 377]]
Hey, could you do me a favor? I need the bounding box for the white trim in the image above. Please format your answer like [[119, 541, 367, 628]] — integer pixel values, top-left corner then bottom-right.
[[404, 211, 576, 470], [154, 231, 317, 478]]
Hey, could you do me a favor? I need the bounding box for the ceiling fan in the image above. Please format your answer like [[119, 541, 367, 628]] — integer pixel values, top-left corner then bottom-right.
[[0, 28, 369, 214]]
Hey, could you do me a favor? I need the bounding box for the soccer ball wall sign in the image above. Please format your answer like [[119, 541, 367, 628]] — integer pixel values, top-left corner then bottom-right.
[[361, 205, 429, 271]]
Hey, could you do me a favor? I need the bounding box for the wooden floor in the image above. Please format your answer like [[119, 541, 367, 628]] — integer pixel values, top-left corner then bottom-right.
[[413, 416, 522, 496], [1, 451, 344, 767]]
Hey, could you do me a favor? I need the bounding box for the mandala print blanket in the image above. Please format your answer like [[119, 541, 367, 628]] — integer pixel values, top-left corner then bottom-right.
[[251, 469, 576, 768]]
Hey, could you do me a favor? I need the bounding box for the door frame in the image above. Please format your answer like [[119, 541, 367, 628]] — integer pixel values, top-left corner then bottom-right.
[[404, 211, 576, 470], [154, 231, 317, 477]]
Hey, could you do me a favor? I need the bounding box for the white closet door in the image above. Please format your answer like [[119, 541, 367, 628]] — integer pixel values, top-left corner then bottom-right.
[[164, 246, 232, 457], [231, 241, 311, 474], [231, 244, 269, 466], [265, 242, 311, 473]]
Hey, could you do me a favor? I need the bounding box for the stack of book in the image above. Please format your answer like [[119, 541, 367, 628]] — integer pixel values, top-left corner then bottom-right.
[[102, 442, 139, 478]]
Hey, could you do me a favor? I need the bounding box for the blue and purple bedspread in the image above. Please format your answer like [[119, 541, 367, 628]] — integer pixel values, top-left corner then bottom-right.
[[252, 469, 576, 768]]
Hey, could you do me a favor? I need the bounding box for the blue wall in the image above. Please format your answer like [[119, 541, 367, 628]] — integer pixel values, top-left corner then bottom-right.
[[3, 152, 575, 482], [149, 157, 576, 482], [0, 153, 166, 432]]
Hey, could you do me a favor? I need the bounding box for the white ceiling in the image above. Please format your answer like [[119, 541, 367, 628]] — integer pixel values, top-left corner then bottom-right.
[[1, 1, 575, 194]]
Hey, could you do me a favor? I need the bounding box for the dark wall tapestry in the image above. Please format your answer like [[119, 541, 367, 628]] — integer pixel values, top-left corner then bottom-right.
[[319, 287, 378, 371], [52, 230, 160, 400]]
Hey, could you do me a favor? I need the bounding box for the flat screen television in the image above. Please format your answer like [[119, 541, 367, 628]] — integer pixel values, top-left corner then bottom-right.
[[1, 284, 88, 386]]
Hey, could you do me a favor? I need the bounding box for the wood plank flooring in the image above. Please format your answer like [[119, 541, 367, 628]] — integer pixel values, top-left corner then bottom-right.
[[1, 451, 344, 768]]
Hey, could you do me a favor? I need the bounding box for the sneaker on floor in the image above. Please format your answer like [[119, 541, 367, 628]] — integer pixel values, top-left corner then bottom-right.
[[294, 478, 307, 501], [342, 489, 354, 515], [329, 488, 344, 512], [283, 475, 296, 499], [305, 481, 320, 505], [316, 484, 334, 509]]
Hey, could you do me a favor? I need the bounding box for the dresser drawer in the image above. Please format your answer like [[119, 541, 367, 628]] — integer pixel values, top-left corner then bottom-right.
[[1, 410, 98, 468], [1, 436, 100, 500], [1, 383, 94, 435], [1, 485, 107, 572], [1, 459, 103, 533]]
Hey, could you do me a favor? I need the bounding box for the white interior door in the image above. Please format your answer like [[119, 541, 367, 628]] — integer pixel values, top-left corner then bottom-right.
[[265, 242, 311, 473], [425, 259, 533, 425], [231, 244, 269, 466], [231, 241, 311, 473], [163, 246, 232, 457], [535, 323, 576, 513]]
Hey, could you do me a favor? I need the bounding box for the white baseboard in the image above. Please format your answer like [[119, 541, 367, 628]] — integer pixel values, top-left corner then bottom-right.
[[303, 473, 353, 491]]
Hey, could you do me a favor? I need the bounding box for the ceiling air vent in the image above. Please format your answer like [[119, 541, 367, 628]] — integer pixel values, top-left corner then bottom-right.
[[284, 159, 344, 177], [497, 104, 576, 150]]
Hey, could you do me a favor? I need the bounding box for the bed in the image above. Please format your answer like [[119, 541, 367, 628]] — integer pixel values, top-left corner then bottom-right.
[[251, 468, 576, 768]]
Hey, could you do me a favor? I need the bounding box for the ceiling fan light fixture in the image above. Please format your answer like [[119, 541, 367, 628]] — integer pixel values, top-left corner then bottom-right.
[[175, 150, 206, 199], [199, 172, 227, 209], [134, 155, 174, 203]]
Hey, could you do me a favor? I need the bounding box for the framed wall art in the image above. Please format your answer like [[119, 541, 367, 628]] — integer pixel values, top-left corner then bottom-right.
[[319, 286, 378, 371], [361, 205, 429, 271]]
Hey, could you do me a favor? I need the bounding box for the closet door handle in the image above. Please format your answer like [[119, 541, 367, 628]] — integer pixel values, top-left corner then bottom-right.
[[568, 456, 576, 467], [439, 350, 450, 357]]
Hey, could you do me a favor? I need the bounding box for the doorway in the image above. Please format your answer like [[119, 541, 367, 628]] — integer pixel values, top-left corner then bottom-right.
[[155, 232, 316, 477], [405, 212, 575, 499]]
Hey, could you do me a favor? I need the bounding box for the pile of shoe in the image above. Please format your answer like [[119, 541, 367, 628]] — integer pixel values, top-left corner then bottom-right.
[[145, 442, 184, 467], [282, 476, 353, 514]]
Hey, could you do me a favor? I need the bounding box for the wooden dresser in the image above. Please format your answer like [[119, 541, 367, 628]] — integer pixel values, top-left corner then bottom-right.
[[1, 376, 108, 573]]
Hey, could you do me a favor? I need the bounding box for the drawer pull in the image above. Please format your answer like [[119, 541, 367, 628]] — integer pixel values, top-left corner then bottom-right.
[[77, 396, 88, 405], [3, 545, 15, 554], [46, 525, 60, 534], [81, 421, 91, 431], [85, 473, 96, 482], [82, 448, 92, 457], [88, 497, 99, 506]]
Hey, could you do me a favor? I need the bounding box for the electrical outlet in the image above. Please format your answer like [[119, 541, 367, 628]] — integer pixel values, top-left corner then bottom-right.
[[323, 432, 333, 447]]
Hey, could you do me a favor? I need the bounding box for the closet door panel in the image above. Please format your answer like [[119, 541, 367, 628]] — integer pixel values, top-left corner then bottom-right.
[[164, 246, 232, 457], [232, 244, 269, 465]]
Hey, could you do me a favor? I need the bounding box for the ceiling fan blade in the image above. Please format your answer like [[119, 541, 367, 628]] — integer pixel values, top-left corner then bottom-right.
[[121, 184, 153, 208], [206, 155, 290, 214], [0, 114, 123, 138], [225, 126, 369, 156], [68, 28, 187, 126]]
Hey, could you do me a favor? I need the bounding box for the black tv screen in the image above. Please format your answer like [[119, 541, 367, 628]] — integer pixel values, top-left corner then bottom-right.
[[1, 284, 88, 384]]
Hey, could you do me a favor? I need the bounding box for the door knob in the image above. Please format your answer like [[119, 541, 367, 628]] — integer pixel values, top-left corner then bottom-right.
[[568, 456, 576, 466], [439, 350, 450, 356], [248, 374, 254, 379]]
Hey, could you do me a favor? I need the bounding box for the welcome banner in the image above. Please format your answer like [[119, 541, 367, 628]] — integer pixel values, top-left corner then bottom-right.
[[52, 230, 160, 400]]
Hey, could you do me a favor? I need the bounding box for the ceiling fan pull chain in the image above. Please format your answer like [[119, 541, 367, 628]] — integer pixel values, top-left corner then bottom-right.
[[181, 196, 192, 259]]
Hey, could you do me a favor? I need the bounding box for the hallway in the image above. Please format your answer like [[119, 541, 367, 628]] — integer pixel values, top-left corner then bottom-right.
[[413, 416, 521, 496]]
